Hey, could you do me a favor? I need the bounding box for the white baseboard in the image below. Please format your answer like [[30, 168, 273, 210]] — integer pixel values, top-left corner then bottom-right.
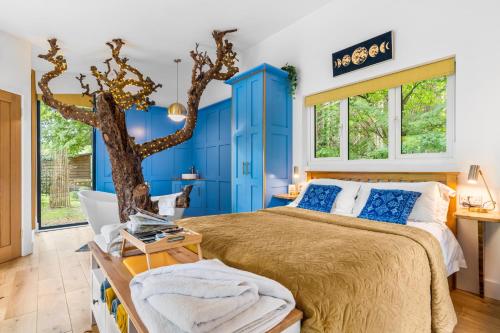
[[485, 279, 500, 300]]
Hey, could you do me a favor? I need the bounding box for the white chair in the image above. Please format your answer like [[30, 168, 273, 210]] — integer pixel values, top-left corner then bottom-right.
[[78, 190, 121, 234], [78, 189, 191, 234]]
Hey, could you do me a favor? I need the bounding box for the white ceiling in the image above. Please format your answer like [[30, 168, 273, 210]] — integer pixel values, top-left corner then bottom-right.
[[0, 0, 332, 73]]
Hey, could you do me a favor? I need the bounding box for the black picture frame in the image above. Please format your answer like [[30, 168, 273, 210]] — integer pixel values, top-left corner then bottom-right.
[[332, 31, 393, 77]]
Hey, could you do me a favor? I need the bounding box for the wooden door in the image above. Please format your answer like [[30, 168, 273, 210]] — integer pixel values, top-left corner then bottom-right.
[[0, 89, 21, 263]]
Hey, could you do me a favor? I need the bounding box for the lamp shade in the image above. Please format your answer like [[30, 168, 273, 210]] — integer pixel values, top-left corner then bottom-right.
[[168, 102, 187, 122], [467, 165, 480, 184]]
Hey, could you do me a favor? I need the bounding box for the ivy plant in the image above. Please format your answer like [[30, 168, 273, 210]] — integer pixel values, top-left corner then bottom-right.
[[281, 64, 298, 99]]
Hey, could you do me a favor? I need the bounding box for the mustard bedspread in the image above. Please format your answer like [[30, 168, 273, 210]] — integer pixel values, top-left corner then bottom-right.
[[179, 207, 457, 333]]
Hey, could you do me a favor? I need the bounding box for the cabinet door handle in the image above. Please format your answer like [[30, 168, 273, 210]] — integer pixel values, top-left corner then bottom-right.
[[246, 162, 251, 176], [242, 161, 246, 175]]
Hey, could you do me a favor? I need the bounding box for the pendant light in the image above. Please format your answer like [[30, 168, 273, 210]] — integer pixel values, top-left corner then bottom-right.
[[168, 58, 187, 122]]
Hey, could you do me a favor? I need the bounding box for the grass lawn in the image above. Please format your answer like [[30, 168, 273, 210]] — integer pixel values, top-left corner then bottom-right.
[[41, 192, 87, 227]]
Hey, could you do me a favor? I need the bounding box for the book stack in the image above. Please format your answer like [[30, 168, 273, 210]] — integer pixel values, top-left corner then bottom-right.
[[128, 208, 182, 243]]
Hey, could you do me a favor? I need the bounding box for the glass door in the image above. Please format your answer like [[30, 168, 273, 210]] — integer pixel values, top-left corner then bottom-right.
[[37, 101, 95, 229]]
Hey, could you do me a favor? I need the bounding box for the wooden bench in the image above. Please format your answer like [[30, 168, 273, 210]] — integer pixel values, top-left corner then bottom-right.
[[89, 241, 303, 333]]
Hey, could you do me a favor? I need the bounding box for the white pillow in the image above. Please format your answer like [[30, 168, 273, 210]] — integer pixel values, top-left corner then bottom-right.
[[289, 179, 361, 215], [352, 182, 443, 223], [435, 183, 456, 224]]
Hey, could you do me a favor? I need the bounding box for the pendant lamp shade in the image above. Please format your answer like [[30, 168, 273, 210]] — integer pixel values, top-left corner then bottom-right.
[[168, 59, 187, 122], [168, 102, 187, 122]]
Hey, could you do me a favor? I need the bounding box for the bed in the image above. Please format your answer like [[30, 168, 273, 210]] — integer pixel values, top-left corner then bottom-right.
[[179, 171, 462, 333]]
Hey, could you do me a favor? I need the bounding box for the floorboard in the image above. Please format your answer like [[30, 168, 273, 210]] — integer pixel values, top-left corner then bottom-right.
[[0, 226, 498, 333]]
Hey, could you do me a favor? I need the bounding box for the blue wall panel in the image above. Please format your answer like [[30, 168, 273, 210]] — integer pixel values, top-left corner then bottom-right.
[[219, 182, 231, 213], [190, 98, 232, 215], [95, 100, 231, 217]]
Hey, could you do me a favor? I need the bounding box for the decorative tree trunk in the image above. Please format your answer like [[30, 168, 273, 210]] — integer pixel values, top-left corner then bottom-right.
[[95, 93, 155, 221], [38, 30, 239, 222]]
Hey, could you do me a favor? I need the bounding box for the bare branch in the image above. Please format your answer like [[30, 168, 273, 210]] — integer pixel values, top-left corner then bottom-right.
[[88, 39, 162, 111], [38, 39, 98, 127], [76, 73, 104, 99], [136, 29, 239, 159], [76, 74, 91, 96]]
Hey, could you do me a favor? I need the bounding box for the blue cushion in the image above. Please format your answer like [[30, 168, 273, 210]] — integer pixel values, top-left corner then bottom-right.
[[297, 184, 342, 213], [358, 189, 421, 224]]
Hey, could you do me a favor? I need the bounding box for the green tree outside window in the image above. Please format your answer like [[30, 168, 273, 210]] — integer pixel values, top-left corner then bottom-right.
[[348, 89, 389, 160], [401, 76, 447, 154], [315, 101, 341, 158]]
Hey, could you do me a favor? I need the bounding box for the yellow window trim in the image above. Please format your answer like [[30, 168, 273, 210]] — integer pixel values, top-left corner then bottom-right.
[[37, 93, 93, 108], [305, 57, 455, 107]]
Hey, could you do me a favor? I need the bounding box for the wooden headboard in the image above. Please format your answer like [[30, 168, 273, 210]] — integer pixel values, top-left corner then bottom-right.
[[306, 171, 459, 235]]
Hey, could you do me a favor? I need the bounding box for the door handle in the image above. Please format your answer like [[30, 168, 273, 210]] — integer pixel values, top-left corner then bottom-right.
[[242, 161, 246, 175], [246, 162, 251, 176]]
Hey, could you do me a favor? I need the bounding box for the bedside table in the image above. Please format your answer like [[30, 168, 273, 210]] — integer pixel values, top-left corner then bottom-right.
[[455, 209, 500, 297], [268, 193, 299, 208], [273, 193, 299, 201]]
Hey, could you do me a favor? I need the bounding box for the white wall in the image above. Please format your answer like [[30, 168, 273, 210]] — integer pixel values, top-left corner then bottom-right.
[[238, 0, 500, 298], [0, 31, 33, 255]]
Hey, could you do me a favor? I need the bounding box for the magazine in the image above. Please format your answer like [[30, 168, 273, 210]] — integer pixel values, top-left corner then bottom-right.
[[127, 209, 177, 234]]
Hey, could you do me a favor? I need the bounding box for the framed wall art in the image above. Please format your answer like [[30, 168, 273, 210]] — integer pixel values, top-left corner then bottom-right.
[[332, 31, 393, 77]]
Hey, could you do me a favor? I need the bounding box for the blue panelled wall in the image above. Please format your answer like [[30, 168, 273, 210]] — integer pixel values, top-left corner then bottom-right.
[[95, 99, 231, 216], [191, 99, 232, 215]]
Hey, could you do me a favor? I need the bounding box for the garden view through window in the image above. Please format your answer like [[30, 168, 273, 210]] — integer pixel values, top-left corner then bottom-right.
[[39, 101, 93, 228], [348, 89, 389, 160], [315, 100, 340, 158], [313, 76, 449, 160], [401, 76, 447, 154]]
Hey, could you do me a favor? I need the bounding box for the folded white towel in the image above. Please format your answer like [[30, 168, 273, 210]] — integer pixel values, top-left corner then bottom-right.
[[152, 192, 182, 216], [130, 259, 295, 333]]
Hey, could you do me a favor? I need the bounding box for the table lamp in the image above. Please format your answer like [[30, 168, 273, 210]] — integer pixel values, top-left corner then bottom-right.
[[467, 165, 496, 212]]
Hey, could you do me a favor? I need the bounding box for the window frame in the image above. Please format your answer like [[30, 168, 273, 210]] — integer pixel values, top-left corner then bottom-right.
[[308, 74, 455, 164]]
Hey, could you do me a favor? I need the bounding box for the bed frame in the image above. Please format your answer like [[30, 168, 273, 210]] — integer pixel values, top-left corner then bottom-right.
[[306, 171, 459, 290]]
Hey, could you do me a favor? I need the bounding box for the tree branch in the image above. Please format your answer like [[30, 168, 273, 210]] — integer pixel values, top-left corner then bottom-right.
[[88, 39, 163, 111], [402, 81, 423, 106], [38, 39, 99, 127], [136, 29, 239, 159]]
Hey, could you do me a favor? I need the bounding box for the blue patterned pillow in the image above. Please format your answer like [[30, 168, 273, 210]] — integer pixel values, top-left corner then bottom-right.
[[358, 189, 421, 224], [297, 184, 342, 213]]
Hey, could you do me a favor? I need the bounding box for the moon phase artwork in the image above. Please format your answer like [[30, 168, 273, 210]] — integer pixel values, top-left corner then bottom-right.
[[332, 31, 393, 77]]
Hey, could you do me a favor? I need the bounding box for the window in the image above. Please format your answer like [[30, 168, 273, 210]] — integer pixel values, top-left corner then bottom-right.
[[348, 89, 389, 160], [315, 101, 341, 158], [401, 76, 447, 155], [310, 74, 454, 162]]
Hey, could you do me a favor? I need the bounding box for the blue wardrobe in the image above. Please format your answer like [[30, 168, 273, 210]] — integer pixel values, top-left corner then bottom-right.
[[226, 64, 292, 213]]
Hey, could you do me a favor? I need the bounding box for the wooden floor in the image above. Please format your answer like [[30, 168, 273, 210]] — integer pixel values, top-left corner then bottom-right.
[[0, 226, 94, 333], [0, 226, 499, 333]]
